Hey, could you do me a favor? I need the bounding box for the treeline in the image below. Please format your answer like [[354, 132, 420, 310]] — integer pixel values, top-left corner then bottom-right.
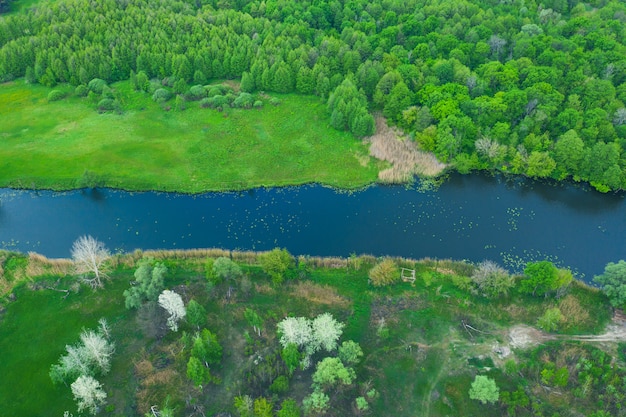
[[1, 0, 626, 190]]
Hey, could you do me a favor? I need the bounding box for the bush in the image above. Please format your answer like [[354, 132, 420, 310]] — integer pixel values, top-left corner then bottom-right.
[[233, 92, 254, 108], [259, 248, 295, 284], [368, 259, 399, 287], [207, 85, 232, 97], [75, 85, 88, 97], [47, 90, 65, 102], [87, 78, 107, 94], [152, 88, 172, 103], [200, 98, 211, 108], [187, 85, 207, 100], [205, 95, 230, 109], [270, 97, 281, 106], [97, 98, 119, 112], [253, 100, 263, 108], [269, 375, 289, 394]]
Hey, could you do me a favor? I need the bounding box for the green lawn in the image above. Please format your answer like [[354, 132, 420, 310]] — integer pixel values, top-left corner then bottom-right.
[[0, 80, 381, 192]]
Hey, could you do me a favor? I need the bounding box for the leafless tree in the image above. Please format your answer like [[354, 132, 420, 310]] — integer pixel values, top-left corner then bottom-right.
[[71, 235, 111, 288]]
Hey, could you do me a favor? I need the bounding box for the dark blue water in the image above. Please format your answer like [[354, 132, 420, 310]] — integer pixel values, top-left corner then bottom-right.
[[0, 174, 624, 280]]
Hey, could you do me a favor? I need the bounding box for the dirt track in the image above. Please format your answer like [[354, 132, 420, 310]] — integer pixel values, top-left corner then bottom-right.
[[508, 312, 626, 349]]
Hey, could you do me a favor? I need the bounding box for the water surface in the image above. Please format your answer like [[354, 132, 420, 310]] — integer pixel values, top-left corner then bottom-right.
[[0, 174, 624, 280]]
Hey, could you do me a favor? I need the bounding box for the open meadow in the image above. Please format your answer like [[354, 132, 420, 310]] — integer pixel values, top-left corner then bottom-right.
[[0, 80, 380, 192]]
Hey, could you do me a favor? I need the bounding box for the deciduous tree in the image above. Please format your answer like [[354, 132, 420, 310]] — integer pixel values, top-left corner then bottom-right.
[[71, 235, 111, 288], [469, 375, 499, 404], [158, 290, 186, 332]]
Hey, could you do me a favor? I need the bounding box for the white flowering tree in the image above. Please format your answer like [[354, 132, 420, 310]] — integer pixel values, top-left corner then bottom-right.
[[71, 375, 107, 415], [158, 290, 186, 332], [277, 316, 313, 349], [79, 330, 115, 374], [50, 325, 115, 384], [311, 313, 344, 353], [71, 235, 111, 288]]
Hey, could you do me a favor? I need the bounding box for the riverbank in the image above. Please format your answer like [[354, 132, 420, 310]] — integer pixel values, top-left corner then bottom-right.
[[0, 80, 384, 193], [0, 248, 618, 417]]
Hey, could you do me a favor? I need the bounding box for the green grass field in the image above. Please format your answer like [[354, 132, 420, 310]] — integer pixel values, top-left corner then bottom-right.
[[0, 80, 381, 192]]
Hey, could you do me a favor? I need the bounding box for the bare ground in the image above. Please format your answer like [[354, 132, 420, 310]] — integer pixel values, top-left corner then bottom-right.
[[364, 115, 446, 183], [508, 311, 626, 349]]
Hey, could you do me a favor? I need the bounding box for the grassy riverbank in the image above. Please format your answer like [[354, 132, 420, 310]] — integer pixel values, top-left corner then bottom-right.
[[0, 80, 381, 192], [0, 249, 619, 417]]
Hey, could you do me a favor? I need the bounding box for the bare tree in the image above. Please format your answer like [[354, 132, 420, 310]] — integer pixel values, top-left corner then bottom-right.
[[71, 235, 111, 288]]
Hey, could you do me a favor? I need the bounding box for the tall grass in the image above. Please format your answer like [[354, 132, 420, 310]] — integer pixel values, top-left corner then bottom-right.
[[366, 115, 447, 183]]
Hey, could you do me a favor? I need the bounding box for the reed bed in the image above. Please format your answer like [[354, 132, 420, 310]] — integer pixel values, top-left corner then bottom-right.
[[26, 252, 73, 277], [366, 115, 446, 183]]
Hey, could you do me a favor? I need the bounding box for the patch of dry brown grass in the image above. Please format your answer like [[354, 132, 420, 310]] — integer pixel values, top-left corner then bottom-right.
[[365, 115, 446, 182], [291, 281, 350, 308], [558, 294, 590, 329], [26, 252, 73, 277]]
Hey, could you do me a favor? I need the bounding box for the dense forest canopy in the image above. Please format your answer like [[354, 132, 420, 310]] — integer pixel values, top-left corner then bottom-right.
[[1, 0, 626, 190]]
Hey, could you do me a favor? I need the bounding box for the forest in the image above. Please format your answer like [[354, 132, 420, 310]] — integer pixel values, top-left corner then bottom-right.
[[1, 0, 626, 191]]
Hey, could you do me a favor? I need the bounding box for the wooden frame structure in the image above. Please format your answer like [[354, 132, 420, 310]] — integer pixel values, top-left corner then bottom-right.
[[401, 267, 416, 283]]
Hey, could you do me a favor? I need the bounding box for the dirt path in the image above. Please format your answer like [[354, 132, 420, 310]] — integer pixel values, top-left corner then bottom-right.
[[509, 313, 626, 348]]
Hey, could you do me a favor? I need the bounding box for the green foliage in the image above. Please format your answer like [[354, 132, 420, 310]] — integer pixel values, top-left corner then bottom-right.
[[87, 79, 107, 94], [276, 398, 301, 417], [468, 375, 499, 404], [302, 390, 330, 415], [281, 343, 301, 376], [152, 88, 172, 103], [213, 257, 243, 281], [186, 356, 209, 387], [594, 260, 626, 308], [337, 340, 363, 366], [74, 85, 88, 97], [269, 375, 289, 394], [368, 258, 399, 287], [47, 90, 65, 102], [537, 307, 564, 332], [520, 261, 569, 297], [253, 397, 273, 417], [123, 259, 167, 309], [327, 78, 375, 137], [186, 299, 207, 329], [312, 357, 356, 390], [470, 260, 514, 298], [191, 329, 222, 366], [259, 248, 295, 284]]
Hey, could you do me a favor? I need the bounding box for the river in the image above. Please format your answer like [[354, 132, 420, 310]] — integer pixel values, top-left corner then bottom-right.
[[0, 173, 624, 280]]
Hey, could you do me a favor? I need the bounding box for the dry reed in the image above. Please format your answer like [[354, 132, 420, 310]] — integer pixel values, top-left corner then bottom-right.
[[291, 281, 350, 307], [365, 115, 446, 182], [26, 252, 73, 277]]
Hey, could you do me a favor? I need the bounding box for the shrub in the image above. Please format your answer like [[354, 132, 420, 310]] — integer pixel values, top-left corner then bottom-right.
[[270, 97, 281, 106], [269, 375, 290, 394], [259, 248, 295, 284], [471, 260, 515, 298], [537, 307, 564, 332], [152, 88, 172, 103], [368, 259, 399, 287], [233, 92, 254, 108], [187, 85, 207, 100], [253, 100, 263, 108], [97, 99, 119, 112], [207, 85, 232, 97], [87, 78, 107, 94], [75, 85, 88, 97], [200, 98, 211, 108], [469, 375, 499, 404], [47, 90, 65, 102]]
